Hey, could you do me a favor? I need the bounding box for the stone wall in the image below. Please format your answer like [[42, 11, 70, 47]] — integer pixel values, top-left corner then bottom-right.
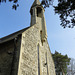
[[0, 40, 14, 75], [39, 40, 56, 75], [0, 36, 21, 75], [18, 24, 40, 75], [18, 23, 56, 75], [0, 23, 56, 75]]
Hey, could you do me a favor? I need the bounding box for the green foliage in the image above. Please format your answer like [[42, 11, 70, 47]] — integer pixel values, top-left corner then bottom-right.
[[54, 0, 75, 28], [52, 51, 70, 75], [41, 0, 75, 28]]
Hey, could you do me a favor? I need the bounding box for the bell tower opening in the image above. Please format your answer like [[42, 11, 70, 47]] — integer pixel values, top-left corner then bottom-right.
[[37, 7, 42, 18]]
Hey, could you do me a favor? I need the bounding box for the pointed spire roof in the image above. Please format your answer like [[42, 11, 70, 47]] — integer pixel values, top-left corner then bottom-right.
[[31, 0, 41, 8]]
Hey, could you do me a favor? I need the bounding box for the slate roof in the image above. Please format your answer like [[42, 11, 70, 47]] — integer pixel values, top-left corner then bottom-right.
[[0, 27, 29, 44]]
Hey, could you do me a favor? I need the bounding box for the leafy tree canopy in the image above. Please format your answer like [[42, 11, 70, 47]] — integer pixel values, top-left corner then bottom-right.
[[0, 0, 75, 28], [54, 0, 75, 28], [52, 51, 70, 75]]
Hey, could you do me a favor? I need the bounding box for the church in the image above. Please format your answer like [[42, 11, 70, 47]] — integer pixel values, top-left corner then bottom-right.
[[0, 0, 56, 75]]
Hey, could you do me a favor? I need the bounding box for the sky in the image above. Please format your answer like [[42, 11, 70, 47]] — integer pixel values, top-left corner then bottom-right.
[[0, 0, 75, 59]]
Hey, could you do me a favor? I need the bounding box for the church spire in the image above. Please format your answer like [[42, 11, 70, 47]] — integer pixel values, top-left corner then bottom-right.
[[31, 0, 41, 8], [30, 0, 42, 26], [30, 0, 47, 42]]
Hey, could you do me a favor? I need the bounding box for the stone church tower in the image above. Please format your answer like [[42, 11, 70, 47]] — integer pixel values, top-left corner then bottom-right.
[[0, 0, 56, 75]]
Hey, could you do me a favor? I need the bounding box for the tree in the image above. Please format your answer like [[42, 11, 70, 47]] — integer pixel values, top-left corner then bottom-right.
[[0, 0, 75, 28], [41, 0, 75, 28], [52, 51, 70, 75], [54, 0, 75, 28]]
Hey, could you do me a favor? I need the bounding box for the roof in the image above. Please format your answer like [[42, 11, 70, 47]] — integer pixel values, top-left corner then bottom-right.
[[31, 0, 41, 8], [0, 27, 29, 44]]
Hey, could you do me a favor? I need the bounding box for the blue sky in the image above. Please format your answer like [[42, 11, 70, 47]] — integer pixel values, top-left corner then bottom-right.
[[0, 0, 75, 59]]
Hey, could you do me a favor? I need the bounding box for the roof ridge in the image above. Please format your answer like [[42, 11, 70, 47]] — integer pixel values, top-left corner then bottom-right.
[[0, 27, 29, 44]]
